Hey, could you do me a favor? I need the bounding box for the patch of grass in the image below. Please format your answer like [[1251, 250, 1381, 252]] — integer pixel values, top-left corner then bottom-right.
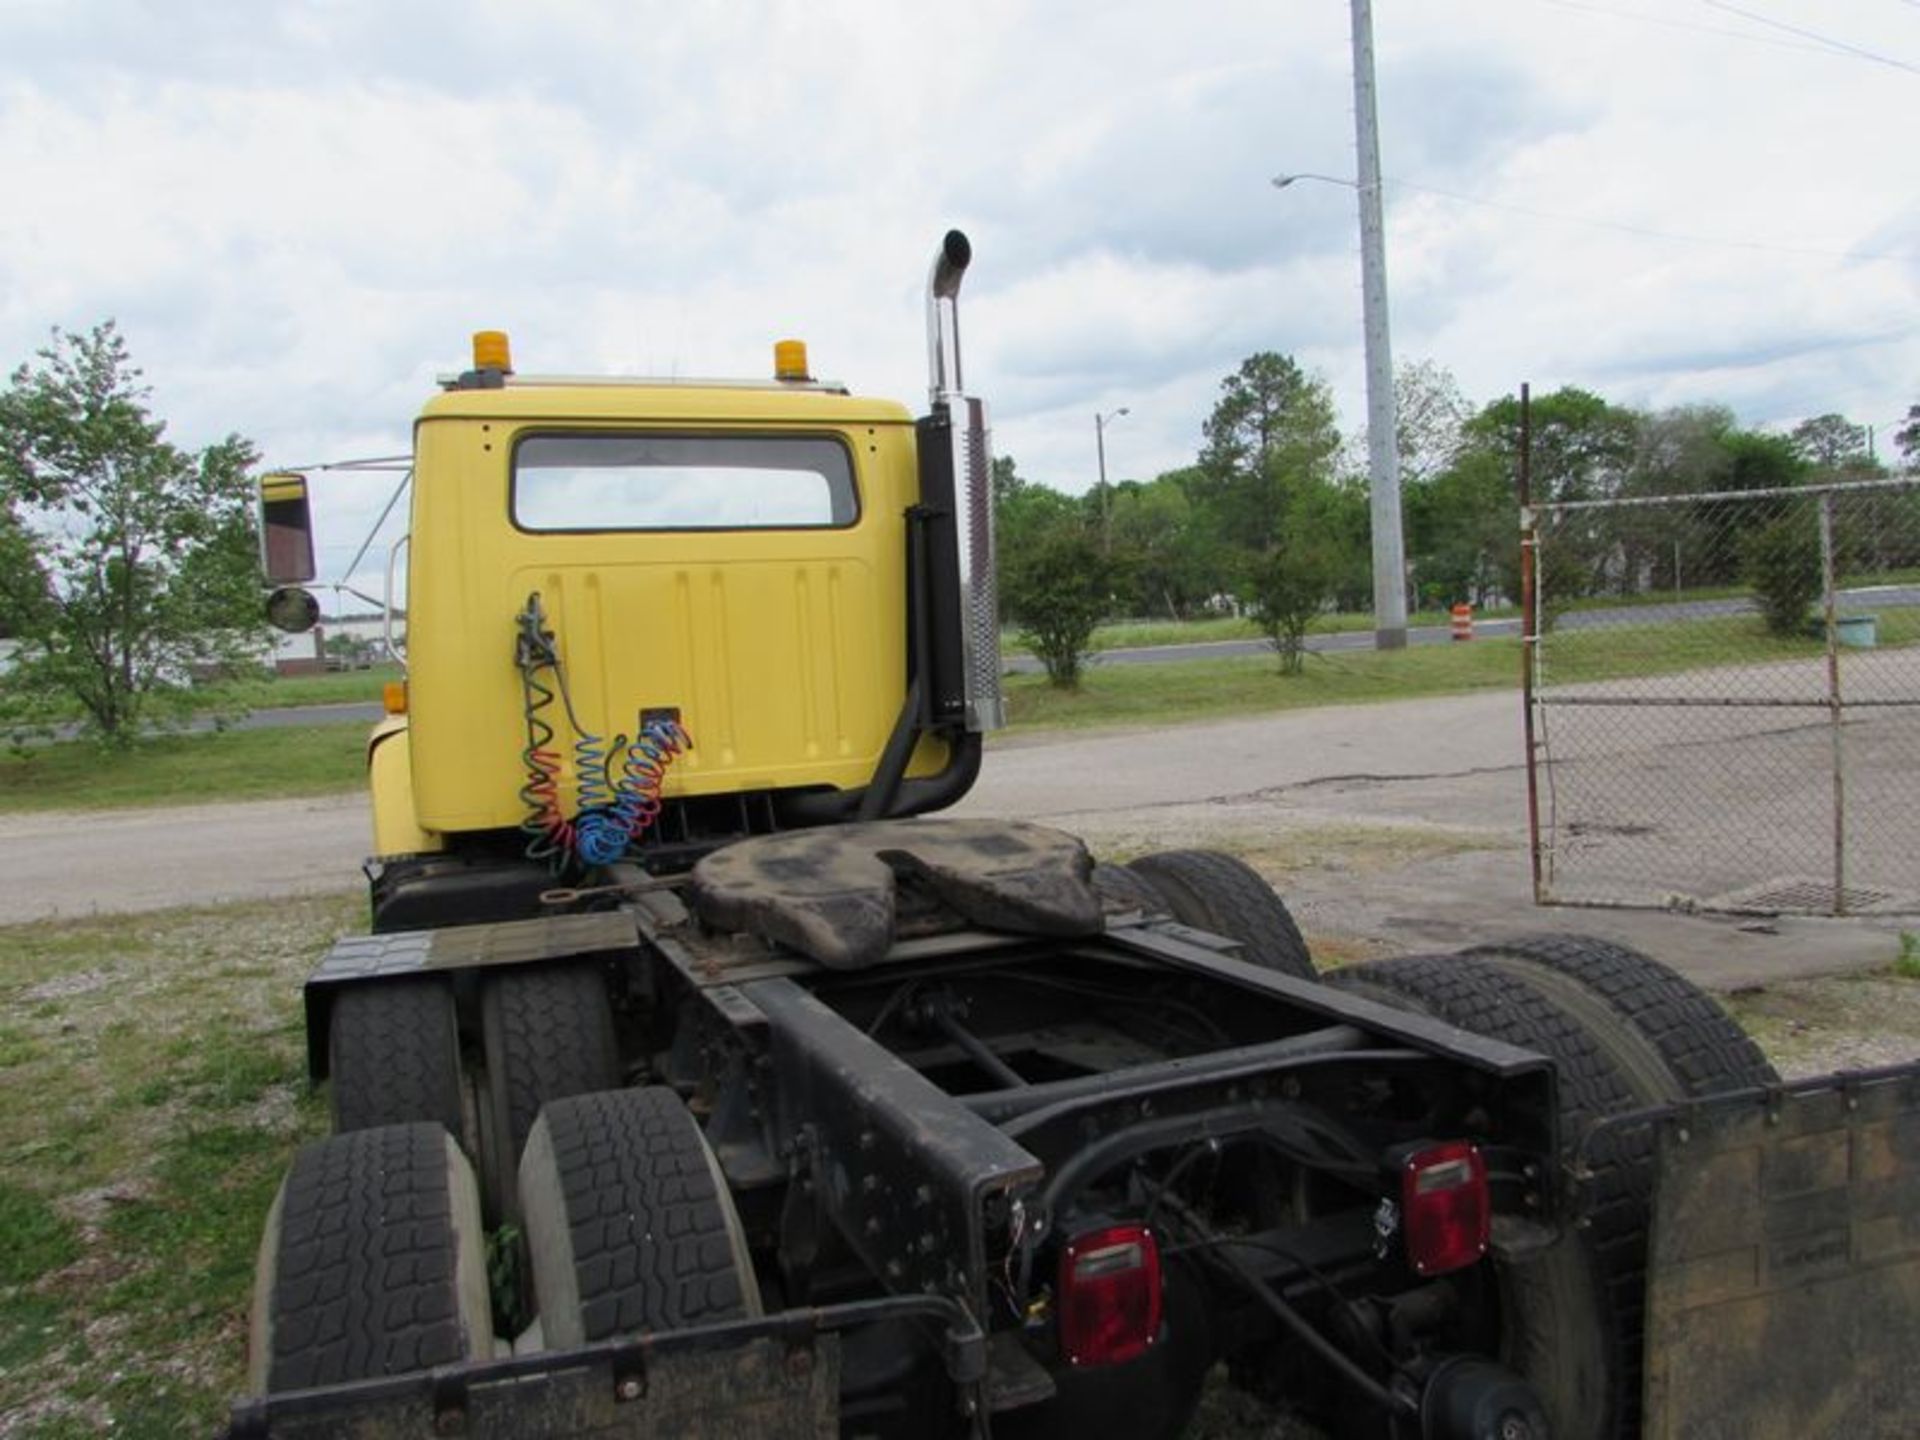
[[1021, 605, 1518, 656], [1005, 609, 1918, 734], [0, 1289, 76, 1377], [0, 894, 351, 1433], [1540, 607, 1920, 686], [1896, 933, 1920, 981], [0, 724, 367, 813], [0, 665, 397, 733], [1721, 971, 1920, 1078], [105, 1124, 300, 1354], [199, 663, 401, 712], [0, 1182, 82, 1286], [1003, 640, 1528, 732]]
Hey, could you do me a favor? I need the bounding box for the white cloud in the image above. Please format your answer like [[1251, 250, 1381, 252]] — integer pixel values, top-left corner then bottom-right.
[[1, 0, 1915, 593]]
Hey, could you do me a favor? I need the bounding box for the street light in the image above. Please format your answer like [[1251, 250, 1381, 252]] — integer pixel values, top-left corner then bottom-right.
[[1270, 172, 1355, 191], [1269, 0, 1408, 650], [1095, 407, 1129, 555]]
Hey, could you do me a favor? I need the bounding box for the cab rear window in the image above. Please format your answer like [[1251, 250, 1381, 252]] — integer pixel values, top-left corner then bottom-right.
[[512, 433, 858, 531]]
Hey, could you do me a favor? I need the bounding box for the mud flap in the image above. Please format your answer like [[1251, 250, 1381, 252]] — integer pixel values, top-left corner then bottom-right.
[[1637, 1061, 1920, 1439]]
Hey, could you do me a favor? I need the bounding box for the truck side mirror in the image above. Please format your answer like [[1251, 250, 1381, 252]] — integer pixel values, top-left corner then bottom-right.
[[266, 585, 321, 634], [259, 472, 317, 585]]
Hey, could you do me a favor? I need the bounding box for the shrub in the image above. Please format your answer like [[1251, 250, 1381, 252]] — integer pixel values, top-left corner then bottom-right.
[[1247, 539, 1340, 676], [1740, 510, 1821, 637], [1002, 528, 1116, 688]]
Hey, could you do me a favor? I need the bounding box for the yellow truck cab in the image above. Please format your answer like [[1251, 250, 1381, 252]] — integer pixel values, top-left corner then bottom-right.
[[324, 235, 1003, 929]]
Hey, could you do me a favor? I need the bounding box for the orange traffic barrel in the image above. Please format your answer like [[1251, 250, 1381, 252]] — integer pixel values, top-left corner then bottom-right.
[[1450, 604, 1473, 641]]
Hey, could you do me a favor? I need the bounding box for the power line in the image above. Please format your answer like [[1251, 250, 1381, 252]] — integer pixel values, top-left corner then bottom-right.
[[1532, 0, 1920, 71], [1381, 177, 1910, 264], [1698, 1, 1920, 74], [1532, 0, 1839, 58]]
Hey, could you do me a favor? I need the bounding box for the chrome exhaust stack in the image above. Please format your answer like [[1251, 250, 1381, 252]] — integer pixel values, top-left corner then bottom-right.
[[922, 230, 1004, 733]]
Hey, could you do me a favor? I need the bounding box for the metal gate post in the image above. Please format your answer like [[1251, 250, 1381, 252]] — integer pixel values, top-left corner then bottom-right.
[[1817, 493, 1846, 916], [1518, 384, 1546, 905]]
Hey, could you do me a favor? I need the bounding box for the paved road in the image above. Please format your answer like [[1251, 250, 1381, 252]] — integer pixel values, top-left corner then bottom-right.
[[4, 688, 1901, 988]]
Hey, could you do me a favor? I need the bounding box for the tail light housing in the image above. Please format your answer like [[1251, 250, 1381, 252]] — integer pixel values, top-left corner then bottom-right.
[[1058, 1224, 1163, 1366], [1401, 1140, 1491, 1276]]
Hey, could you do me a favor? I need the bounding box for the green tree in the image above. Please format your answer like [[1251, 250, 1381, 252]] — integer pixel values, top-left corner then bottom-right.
[[1393, 358, 1472, 485], [1464, 386, 1638, 507], [1788, 413, 1872, 475], [1193, 352, 1342, 555], [1406, 449, 1515, 608], [1741, 509, 1820, 637], [991, 454, 1085, 622], [1246, 494, 1350, 674], [1001, 522, 1115, 689], [0, 323, 261, 741], [1461, 388, 1638, 609], [1721, 430, 1803, 493], [1621, 406, 1744, 592], [1107, 473, 1224, 620], [1894, 403, 1919, 470]]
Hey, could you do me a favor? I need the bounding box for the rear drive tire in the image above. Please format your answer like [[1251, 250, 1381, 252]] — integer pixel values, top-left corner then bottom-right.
[[1126, 849, 1314, 979], [520, 1087, 760, 1348], [480, 962, 622, 1224], [247, 1123, 493, 1394], [1457, 934, 1779, 1096], [1323, 954, 1655, 1440], [326, 978, 464, 1140]]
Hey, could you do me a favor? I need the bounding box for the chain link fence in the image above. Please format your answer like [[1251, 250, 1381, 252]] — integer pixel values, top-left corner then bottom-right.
[[1523, 477, 1920, 916]]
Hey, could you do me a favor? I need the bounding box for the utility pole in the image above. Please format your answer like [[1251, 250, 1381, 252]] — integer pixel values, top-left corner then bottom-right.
[[1350, 0, 1407, 649], [1095, 407, 1129, 555]]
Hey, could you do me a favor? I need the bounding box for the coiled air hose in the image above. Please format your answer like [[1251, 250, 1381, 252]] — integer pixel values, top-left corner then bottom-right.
[[515, 593, 688, 871]]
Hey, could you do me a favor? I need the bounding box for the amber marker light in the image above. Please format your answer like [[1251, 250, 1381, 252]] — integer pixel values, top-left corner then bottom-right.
[[472, 330, 512, 372], [773, 339, 811, 381], [382, 681, 408, 716]]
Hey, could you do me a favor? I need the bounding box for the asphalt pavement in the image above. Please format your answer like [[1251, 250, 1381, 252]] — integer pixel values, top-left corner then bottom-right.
[[4, 687, 1904, 993]]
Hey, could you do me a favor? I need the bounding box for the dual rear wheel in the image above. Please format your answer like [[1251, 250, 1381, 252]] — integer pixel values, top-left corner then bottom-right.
[[1322, 935, 1777, 1440], [256, 960, 702, 1388], [322, 960, 621, 1219], [251, 1086, 758, 1388]]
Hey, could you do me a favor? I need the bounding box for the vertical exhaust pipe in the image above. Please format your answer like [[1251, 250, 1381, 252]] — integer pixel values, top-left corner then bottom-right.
[[927, 229, 972, 405], [920, 229, 1004, 733]]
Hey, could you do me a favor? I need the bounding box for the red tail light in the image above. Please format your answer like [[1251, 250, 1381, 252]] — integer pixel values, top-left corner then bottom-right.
[[1401, 1141, 1490, 1277], [1058, 1224, 1163, 1366]]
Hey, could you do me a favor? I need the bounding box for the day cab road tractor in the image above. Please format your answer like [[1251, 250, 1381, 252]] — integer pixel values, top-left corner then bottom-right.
[[238, 233, 1918, 1440]]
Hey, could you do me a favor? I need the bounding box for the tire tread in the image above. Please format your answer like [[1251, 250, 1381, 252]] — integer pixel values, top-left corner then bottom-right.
[[1458, 934, 1778, 1096], [259, 1124, 486, 1391], [327, 979, 463, 1138], [529, 1088, 750, 1341], [1127, 849, 1314, 978], [487, 962, 621, 1165]]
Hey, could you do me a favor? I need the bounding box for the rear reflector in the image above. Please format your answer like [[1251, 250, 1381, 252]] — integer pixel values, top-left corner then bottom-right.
[[1402, 1141, 1491, 1277], [1059, 1224, 1163, 1366]]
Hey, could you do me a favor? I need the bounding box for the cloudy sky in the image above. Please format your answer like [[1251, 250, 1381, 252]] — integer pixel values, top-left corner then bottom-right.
[[1, 0, 1915, 594]]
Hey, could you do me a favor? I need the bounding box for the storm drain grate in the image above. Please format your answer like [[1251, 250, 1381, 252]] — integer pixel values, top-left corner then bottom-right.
[[1708, 876, 1916, 915]]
